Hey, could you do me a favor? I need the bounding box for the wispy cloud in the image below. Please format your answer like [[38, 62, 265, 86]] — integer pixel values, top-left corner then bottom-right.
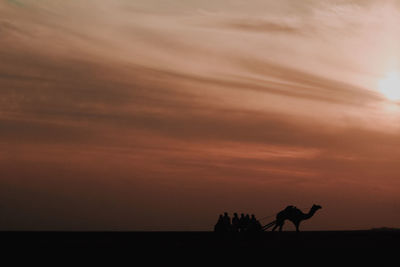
[[1, 0, 400, 230]]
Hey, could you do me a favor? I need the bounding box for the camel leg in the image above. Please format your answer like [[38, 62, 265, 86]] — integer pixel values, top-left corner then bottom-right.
[[278, 221, 285, 232], [295, 222, 300, 232], [271, 223, 278, 232]]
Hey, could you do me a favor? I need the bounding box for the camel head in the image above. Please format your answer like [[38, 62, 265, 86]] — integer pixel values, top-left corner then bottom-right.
[[312, 204, 322, 211]]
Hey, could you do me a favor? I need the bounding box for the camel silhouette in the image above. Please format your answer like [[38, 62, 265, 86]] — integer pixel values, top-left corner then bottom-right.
[[263, 204, 322, 232]]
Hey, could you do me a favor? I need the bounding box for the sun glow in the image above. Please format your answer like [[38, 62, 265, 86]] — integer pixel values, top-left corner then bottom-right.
[[378, 71, 400, 101]]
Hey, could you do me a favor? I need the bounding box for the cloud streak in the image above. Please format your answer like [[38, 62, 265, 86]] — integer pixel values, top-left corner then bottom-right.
[[1, 0, 400, 230]]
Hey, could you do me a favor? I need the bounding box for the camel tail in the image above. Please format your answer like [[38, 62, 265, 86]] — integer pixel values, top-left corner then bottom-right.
[[262, 220, 276, 231]]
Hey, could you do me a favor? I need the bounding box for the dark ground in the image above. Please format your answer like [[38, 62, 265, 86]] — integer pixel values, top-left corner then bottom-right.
[[3, 231, 398, 264], [2, 230, 399, 251], [2, 231, 400, 264]]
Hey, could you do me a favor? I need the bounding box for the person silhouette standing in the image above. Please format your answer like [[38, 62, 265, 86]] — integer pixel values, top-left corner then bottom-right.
[[244, 214, 250, 231], [249, 214, 262, 233], [239, 213, 246, 232], [232, 213, 240, 232], [214, 214, 224, 233], [223, 212, 231, 232]]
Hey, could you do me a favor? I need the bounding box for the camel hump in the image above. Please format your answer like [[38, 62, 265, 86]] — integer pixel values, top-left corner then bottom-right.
[[292, 206, 300, 212], [284, 205, 294, 211], [286, 205, 300, 212], [279, 205, 301, 216], [277, 205, 294, 216]]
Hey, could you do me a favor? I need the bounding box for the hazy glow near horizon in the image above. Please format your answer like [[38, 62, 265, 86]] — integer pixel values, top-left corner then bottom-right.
[[378, 71, 400, 101]]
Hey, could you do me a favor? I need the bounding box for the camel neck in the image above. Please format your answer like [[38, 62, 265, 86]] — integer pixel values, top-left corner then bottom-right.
[[303, 207, 316, 220]]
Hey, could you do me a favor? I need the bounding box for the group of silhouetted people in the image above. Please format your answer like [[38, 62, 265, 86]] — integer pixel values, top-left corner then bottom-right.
[[214, 212, 263, 234]]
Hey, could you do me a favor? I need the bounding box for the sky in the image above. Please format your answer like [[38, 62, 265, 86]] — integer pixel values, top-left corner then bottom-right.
[[1, 0, 400, 231]]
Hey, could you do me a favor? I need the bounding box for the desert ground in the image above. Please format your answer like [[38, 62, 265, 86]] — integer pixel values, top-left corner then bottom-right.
[[3, 230, 399, 251]]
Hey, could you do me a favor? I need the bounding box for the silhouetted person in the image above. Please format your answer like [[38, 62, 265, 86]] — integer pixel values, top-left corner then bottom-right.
[[248, 214, 262, 233], [223, 212, 231, 232], [239, 213, 246, 232], [214, 214, 224, 233], [232, 213, 240, 232], [245, 214, 250, 230]]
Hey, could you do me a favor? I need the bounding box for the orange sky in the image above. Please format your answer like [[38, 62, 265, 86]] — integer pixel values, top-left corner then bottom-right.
[[1, 0, 400, 230]]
